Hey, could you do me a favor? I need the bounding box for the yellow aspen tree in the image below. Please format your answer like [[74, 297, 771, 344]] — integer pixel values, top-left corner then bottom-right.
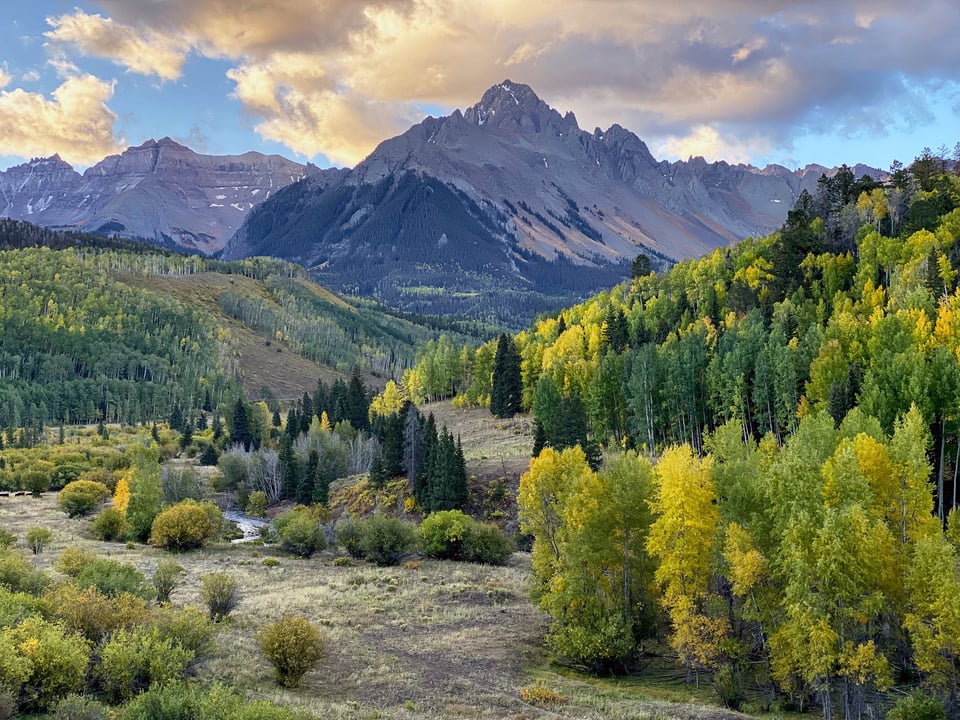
[[647, 444, 726, 680], [113, 471, 131, 515]]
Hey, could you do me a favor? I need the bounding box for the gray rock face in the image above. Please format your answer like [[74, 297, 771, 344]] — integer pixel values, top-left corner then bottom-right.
[[0, 138, 316, 253], [227, 80, 881, 269]]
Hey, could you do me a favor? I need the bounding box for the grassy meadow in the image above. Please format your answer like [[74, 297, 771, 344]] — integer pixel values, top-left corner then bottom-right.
[[1, 489, 765, 720]]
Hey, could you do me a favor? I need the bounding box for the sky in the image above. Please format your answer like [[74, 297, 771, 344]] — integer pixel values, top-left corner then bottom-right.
[[0, 0, 957, 172]]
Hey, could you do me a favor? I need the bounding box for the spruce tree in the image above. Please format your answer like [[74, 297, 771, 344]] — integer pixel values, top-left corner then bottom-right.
[[416, 414, 438, 508], [231, 398, 253, 451], [345, 368, 369, 431], [272, 408, 282, 428], [490, 334, 522, 418], [279, 435, 299, 500], [403, 404, 424, 488], [301, 392, 314, 434], [297, 450, 319, 505], [169, 402, 184, 432]]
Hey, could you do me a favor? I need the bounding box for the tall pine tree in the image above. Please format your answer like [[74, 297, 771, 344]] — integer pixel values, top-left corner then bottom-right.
[[490, 333, 522, 418]]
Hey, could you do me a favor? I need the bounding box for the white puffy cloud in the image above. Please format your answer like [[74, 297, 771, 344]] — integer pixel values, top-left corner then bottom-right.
[[41, 0, 960, 165], [45, 11, 188, 81], [0, 74, 123, 166], [0, 69, 10, 89], [656, 125, 774, 165]]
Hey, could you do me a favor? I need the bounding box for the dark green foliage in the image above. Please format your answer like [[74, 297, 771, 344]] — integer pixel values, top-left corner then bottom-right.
[[420, 510, 514, 564], [91, 508, 129, 542], [76, 559, 150, 599], [296, 450, 319, 505], [198, 443, 219, 466], [230, 398, 254, 451], [490, 334, 522, 418], [121, 682, 310, 720], [53, 695, 110, 720], [336, 516, 418, 566], [0, 548, 48, 594], [631, 253, 651, 278]]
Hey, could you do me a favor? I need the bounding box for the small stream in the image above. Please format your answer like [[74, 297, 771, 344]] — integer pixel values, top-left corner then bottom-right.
[[223, 511, 271, 543]]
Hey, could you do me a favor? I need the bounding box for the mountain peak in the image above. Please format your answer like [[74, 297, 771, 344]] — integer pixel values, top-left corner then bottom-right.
[[463, 80, 578, 135]]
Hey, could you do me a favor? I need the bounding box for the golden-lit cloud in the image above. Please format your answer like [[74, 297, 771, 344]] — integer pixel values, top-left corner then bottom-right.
[[45, 11, 188, 81], [0, 69, 10, 89], [0, 73, 123, 166], [656, 125, 773, 165], [40, 0, 960, 166]]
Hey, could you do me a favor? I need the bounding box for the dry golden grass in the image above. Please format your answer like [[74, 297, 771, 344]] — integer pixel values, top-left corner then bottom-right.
[[0, 493, 768, 720]]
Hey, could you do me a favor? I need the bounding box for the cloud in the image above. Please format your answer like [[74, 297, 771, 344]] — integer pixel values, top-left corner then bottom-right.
[[43, 0, 960, 165], [0, 69, 10, 89], [45, 11, 188, 81], [656, 125, 774, 164], [0, 73, 123, 166]]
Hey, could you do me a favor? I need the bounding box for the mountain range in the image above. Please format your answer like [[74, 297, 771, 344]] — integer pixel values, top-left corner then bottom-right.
[[0, 81, 882, 325], [0, 138, 319, 253]]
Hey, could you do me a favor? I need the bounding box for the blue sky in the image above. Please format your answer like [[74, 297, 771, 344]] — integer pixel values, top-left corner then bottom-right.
[[1, 1, 957, 172]]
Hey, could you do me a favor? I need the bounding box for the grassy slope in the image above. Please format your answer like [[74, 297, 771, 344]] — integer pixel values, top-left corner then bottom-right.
[[0, 494, 763, 720]]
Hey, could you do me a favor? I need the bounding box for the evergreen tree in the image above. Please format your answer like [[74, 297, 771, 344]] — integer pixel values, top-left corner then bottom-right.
[[403, 404, 424, 488], [196, 413, 207, 431], [429, 429, 468, 511], [272, 408, 282, 428], [301, 392, 314, 434], [345, 368, 370, 431], [601, 307, 629, 354], [297, 450, 319, 505], [415, 414, 438, 508], [490, 333, 522, 418], [179, 419, 193, 451], [231, 398, 253, 451], [631, 252, 652, 278], [211, 414, 223, 442], [313, 460, 332, 507], [202, 389, 213, 412], [169, 402, 185, 433], [279, 434, 299, 501], [151, 423, 160, 443], [532, 418, 548, 457]]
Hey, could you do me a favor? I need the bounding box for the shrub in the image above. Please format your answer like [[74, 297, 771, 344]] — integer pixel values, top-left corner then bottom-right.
[[53, 694, 110, 720], [262, 557, 280, 567], [76, 558, 150, 599], [22, 470, 49, 496], [26, 526, 52, 555], [55, 547, 98, 578], [353, 516, 419, 566], [275, 507, 325, 557], [886, 692, 947, 720], [96, 626, 192, 701], [149, 499, 222, 551], [0, 548, 48, 595], [0, 587, 50, 627], [152, 558, 183, 603], [246, 490, 268, 517], [336, 519, 365, 559], [161, 466, 203, 505], [257, 615, 325, 688], [0, 529, 15, 549], [199, 572, 239, 621], [420, 510, 514, 565], [122, 682, 310, 720], [0, 616, 90, 712], [146, 605, 215, 660], [45, 584, 147, 643], [91, 507, 129, 542], [57, 480, 110, 518], [518, 681, 568, 708]]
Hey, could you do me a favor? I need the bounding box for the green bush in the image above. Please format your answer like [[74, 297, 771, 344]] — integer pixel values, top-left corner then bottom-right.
[[0, 529, 15, 549], [149, 499, 222, 551], [275, 507, 325, 557], [199, 572, 239, 621], [146, 605, 215, 660], [121, 682, 310, 720], [0, 548, 48, 595], [152, 558, 183, 603], [91, 507, 129, 541], [57, 480, 110, 518], [55, 547, 98, 578], [0, 586, 50, 627], [336, 519, 365, 559], [53, 694, 110, 720], [343, 516, 418, 566], [26, 526, 52, 555], [246, 490, 268, 517], [886, 692, 947, 720], [76, 558, 150, 599], [420, 510, 514, 564], [0, 615, 90, 712], [48, 464, 90, 491], [96, 626, 192, 701], [257, 614, 325, 688]]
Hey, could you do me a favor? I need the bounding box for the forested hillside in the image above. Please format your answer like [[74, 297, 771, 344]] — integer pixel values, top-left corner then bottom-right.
[[365, 152, 960, 716], [0, 220, 483, 429]]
